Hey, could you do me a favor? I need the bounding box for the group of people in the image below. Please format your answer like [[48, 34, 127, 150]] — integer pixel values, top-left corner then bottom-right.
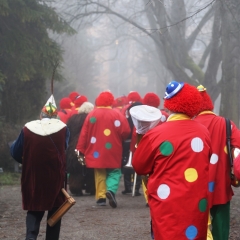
[[10, 81, 240, 240]]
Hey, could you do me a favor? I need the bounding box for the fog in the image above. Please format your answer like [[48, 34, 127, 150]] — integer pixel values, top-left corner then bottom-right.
[[50, 0, 223, 113]]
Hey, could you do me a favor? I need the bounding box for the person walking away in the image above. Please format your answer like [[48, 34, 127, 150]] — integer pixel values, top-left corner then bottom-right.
[[66, 102, 95, 196], [121, 91, 143, 196], [10, 94, 70, 240], [58, 97, 73, 124], [76, 91, 130, 208], [132, 81, 212, 240], [194, 85, 240, 240], [121, 101, 143, 197]]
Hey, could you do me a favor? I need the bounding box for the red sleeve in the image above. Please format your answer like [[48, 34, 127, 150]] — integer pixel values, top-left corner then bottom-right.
[[132, 134, 156, 175]]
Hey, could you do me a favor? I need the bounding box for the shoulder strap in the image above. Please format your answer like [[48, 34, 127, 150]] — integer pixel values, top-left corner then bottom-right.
[[225, 118, 233, 167]]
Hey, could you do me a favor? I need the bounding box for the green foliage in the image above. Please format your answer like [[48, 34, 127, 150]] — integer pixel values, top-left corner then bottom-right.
[[0, 172, 21, 185], [0, 0, 75, 123]]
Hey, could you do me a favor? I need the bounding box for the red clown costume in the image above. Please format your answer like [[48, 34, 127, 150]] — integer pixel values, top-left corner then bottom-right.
[[194, 85, 240, 240], [69, 91, 80, 103], [58, 97, 73, 123], [112, 95, 128, 111], [121, 91, 142, 117], [132, 81, 212, 240], [76, 91, 130, 208], [76, 92, 130, 168], [70, 95, 88, 117]]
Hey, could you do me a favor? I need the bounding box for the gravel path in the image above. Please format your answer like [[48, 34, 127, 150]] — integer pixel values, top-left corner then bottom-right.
[[0, 179, 240, 239]]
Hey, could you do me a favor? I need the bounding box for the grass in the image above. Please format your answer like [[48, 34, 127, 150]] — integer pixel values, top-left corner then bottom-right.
[[0, 172, 21, 185]]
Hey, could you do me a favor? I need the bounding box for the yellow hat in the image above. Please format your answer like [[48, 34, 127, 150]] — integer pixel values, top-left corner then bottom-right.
[[197, 85, 206, 92]]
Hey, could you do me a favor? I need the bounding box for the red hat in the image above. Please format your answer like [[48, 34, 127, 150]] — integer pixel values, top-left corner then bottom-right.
[[59, 97, 72, 109], [143, 92, 160, 108], [164, 81, 202, 118], [74, 95, 88, 108], [127, 91, 142, 103], [112, 96, 128, 108], [197, 85, 214, 112], [96, 91, 114, 107], [69, 91, 80, 102]]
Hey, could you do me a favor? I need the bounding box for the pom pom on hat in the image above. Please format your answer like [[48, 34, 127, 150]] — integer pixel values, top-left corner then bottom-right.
[[112, 96, 128, 108], [74, 95, 88, 108], [143, 92, 160, 108], [78, 102, 94, 114], [69, 91, 80, 102], [41, 94, 58, 118], [59, 97, 72, 109], [197, 85, 214, 112], [127, 91, 142, 103], [164, 82, 202, 118], [96, 91, 114, 107]]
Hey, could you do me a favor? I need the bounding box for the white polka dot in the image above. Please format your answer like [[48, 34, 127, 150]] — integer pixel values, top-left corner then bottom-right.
[[114, 120, 121, 127], [157, 184, 170, 199], [191, 137, 203, 152], [210, 153, 218, 164], [90, 137, 96, 144], [171, 84, 174, 87]]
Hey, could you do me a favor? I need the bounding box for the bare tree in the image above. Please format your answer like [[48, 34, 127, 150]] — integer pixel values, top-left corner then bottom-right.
[[60, 0, 240, 123]]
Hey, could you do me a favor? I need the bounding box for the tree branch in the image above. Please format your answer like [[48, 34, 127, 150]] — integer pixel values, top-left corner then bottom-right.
[[186, 7, 214, 51]]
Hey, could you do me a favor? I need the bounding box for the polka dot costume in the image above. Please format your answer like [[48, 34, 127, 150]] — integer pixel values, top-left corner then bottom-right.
[[132, 117, 211, 239], [195, 112, 240, 206], [76, 107, 130, 169]]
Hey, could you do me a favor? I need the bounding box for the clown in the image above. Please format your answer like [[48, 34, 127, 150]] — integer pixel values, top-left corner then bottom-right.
[[132, 81, 212, 240], [58, 97, 73, 123], [194, 85, 240, 240], [76, 91, 130, 208]]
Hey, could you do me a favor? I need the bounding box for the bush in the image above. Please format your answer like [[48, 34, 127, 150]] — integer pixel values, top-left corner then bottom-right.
[[0, 123, 22, 171], [0, 172, 21, 185]]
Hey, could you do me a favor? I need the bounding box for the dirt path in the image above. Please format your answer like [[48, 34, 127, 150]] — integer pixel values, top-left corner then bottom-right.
[[0, 180, 240, 239]]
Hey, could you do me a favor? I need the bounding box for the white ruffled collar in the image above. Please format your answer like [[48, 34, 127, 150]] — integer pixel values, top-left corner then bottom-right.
[[25, 119, 66, 136]]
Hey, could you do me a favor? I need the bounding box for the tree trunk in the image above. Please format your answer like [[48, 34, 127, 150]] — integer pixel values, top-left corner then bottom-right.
[[220, 0, 240, 125]]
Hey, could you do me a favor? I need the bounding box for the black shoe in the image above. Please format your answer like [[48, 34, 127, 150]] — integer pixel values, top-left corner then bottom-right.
[[122, 189, 132, 195], [134, 191, 142, 196], [146, 203, 149, 207], [96, 198, 106, 206], [106, 190, 117, 208]]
